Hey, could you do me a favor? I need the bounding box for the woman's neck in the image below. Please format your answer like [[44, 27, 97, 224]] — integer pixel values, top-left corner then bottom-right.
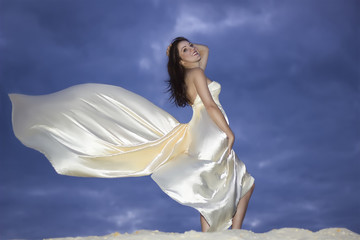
[[182, 61, 200, 69]]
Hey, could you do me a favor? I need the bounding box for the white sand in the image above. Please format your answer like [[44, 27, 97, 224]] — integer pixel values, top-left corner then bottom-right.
[[45, 228, 360, 240]]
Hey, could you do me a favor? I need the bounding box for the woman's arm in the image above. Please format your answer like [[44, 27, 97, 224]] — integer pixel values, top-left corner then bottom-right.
[[189, 68, 234, 153], [193, 43, 209, 71]]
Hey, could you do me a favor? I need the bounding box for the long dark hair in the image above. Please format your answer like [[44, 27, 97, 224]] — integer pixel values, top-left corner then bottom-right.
[[167, 37, 190, 107]]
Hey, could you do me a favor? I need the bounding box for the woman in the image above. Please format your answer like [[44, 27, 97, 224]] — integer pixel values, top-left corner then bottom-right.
[[9, 37, 254, 232], [159, 37, 255, 231]]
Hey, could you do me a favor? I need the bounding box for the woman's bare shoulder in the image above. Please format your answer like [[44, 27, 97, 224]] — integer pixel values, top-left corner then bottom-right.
[[187, 67, 204, 76], [187, 68, 213, 86], [186, 67, 207, 83]]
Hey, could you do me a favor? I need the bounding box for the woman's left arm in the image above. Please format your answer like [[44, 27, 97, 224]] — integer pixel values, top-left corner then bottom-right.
[[193, 43, 209, 71]]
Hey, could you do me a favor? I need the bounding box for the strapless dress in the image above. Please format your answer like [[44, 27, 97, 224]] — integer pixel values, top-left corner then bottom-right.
[[9, 81, 254, 231]]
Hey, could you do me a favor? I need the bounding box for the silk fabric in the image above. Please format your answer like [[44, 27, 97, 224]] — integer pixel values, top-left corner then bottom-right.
[[9, 81, 254, 231]]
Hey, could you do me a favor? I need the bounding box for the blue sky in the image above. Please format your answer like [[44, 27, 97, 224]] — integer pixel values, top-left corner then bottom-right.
[[0, 0, 359, 239]]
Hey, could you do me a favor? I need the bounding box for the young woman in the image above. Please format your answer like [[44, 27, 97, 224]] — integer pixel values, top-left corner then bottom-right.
[[159, 37, 255, 231], [10, 37, 254, 232]]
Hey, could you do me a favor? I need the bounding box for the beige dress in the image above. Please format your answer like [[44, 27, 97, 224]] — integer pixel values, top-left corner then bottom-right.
[[9, 81, 254, 231]]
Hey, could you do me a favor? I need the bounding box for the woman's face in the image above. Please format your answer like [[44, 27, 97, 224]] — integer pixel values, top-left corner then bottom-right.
[[177, 41, 201, 66]]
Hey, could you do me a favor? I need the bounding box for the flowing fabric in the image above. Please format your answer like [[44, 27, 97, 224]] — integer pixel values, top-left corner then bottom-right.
[[9, 81, 254, 231]]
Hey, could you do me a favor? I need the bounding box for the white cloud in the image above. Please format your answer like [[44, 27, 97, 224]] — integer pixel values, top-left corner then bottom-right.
[[301, 202, 319, 212], [173, 6, 274, 36], [174, 14, 212, 35], [79, 188, 106, 199], [27, 188, 59, 196], [223, 8, 273, 30], [257, 149, 300, 169], [106, 209, 148, 231], [139, 57, 151, 70], [249, 218, 262, 227]]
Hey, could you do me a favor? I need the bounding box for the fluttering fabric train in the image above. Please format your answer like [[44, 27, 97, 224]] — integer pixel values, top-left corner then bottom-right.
[[9, 81, 254, 231]]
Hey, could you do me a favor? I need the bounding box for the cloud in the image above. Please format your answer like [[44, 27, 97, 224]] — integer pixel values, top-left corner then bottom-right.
[[105, 209, 149, 231], [139, 58, 151, 70], [173, 3, 274, 36]]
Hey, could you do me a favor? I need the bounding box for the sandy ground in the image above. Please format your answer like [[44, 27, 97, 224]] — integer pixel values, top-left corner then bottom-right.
[[45, 228, 360, 240]]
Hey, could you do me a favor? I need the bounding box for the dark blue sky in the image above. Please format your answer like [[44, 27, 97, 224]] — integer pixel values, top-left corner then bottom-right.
[[0, 0, 359, 239]]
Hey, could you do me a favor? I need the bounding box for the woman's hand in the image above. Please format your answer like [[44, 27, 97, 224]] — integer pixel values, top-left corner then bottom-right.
[[227, 131, 235, 155]]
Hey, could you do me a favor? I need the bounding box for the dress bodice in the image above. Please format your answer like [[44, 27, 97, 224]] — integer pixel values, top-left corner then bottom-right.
[[191, 81, 229, 125]]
